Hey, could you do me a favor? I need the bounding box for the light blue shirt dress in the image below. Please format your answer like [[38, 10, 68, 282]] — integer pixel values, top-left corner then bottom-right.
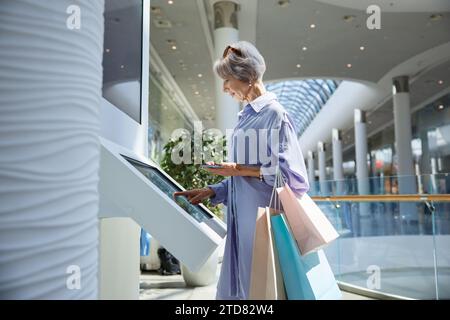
[[208, 91, 310, 300]]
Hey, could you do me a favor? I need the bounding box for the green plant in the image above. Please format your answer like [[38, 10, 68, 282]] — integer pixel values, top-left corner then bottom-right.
[[161, 131, 227, 219]]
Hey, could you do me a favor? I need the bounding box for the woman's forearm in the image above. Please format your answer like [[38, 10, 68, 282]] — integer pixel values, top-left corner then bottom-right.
[[236, 165, 260, 178]]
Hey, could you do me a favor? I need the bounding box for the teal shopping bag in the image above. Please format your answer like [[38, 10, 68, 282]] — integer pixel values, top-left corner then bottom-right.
[[270, 213, 342, 300]]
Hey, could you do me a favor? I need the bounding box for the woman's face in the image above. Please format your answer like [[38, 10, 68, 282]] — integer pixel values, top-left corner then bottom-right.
[[222, 76, 250, 102]]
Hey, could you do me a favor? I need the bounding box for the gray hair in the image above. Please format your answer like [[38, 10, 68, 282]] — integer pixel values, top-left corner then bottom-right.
[[214, 41, 266, 84]]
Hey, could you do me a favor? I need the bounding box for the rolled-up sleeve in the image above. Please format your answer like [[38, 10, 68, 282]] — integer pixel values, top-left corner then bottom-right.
[[260, 113, 309, 197], [208, 178, 229, 206]]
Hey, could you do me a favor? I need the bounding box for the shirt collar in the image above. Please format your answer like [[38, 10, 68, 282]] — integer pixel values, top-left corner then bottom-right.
[[237, 91, 277, 116], [249, 91, 277, 113]]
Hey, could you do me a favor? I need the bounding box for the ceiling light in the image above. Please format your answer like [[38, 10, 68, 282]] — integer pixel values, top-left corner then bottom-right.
[[278, 0, 290, 8], [343, 15, 356, 22], [302, 46, 307, 51], [438, 80, 444, 85], [438, 104, 444, 110], [197, 73, 203, 78], [168, 0, 174, 4], [359, 46, 365, 51], [296, 64, 301, 68], [105, 48, 110, 53], [194, 91, 199, 95], [346, 63, 352, 68], [120, 65, 124, 69], [151, 6, 161, 14], [171, 45, 177, 50], [310, 24, 316, 29], [429, 14, 443, 21]]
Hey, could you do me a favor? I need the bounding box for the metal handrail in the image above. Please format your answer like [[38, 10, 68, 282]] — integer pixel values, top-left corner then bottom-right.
[[311, 194, 450, 202]]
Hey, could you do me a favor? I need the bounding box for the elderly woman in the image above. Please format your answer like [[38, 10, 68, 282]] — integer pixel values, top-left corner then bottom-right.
[[174, 41, 309, 300]]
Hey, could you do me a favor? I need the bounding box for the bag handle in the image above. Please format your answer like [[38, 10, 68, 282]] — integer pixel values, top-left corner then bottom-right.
[[269, 166, 284, 210]]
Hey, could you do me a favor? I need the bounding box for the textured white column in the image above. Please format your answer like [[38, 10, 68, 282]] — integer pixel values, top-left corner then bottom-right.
[[0, 0, 103, 299], [393, 76, 418, 227], [213, 1, 240, 133], [317, 142, 329, 195], [332, 129, 344, 195], [307, 151, 316, 194]]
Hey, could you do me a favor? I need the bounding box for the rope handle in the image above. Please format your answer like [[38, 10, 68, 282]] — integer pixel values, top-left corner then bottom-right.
[[269, 166, 285, 210]]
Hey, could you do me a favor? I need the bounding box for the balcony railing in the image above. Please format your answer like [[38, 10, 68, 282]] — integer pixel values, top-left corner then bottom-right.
[[308, 174, 450, 300]]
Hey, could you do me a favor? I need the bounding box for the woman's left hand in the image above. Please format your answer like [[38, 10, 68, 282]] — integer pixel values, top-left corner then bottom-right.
[[204, 162, 259, 178]]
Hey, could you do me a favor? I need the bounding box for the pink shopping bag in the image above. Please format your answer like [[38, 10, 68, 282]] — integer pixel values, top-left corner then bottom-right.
[[249, 207, 286, 300], [277, 184, 339, 256]]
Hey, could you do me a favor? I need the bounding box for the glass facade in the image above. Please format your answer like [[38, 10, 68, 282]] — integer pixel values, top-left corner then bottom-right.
[[265, 79, 340, 136]]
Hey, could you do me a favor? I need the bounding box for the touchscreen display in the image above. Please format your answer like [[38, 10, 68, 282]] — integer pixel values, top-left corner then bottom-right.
[[123, 156, 213, 223]]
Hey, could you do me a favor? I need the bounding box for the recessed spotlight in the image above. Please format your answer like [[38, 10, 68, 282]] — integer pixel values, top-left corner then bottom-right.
[[171, 45, 177, 50], [438, 104, 444, 110], [302, 46, 308, 51], [296, 64, 301, 68], [168, 0, 174, 4], [151, 6, 162, 14], [120, 65, 125, 69], [346, 63, 352, 68], [105, 48, 110, 53], [429, 14, 443, 22], [438, 80, 444, 85], [278, 0, 290, 8], [197, 73, 203, 78], [343, 15, 356, 22], [359, 46, 365, 51], [310, 24, 316, 29], [194, 91, 199, 95]]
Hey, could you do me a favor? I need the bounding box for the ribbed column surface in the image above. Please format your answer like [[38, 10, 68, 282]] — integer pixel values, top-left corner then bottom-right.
[[0, 0, 104, 299]]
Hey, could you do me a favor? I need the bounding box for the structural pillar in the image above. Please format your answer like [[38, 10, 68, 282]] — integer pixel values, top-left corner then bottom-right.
[[332, 129, 344, 194], [393, 76, 418, 231], [213, 1, 240, 134], [307, 151, 316, 195], [318, 141, 329, 195], [0, 0, 103, 299], [354, 109, 371, 236]]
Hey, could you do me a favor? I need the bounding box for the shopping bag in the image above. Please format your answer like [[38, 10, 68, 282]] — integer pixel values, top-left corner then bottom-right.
[[270, 213, 341, 300], [277, 183, 339, 256], [249, 207, 286, 300]]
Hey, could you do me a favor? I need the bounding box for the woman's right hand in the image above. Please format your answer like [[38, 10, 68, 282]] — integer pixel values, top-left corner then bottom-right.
[[173, 188, 215, 205]]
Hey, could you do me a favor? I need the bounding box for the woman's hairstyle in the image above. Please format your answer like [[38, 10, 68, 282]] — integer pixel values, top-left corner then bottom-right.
[[214, 41, 266, 84]]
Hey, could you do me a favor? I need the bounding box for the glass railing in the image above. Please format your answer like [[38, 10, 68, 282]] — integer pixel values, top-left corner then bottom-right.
[[309, 173, 450, 196], [309, 174, 450, 300]]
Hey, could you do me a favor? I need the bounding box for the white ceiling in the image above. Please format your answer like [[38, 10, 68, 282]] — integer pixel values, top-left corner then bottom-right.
[[315, 0, 450, 13], [149, 0, 450, 128]]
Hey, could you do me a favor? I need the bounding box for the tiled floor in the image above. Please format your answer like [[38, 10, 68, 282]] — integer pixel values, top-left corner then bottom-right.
[[139, 263, 373, 300]]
